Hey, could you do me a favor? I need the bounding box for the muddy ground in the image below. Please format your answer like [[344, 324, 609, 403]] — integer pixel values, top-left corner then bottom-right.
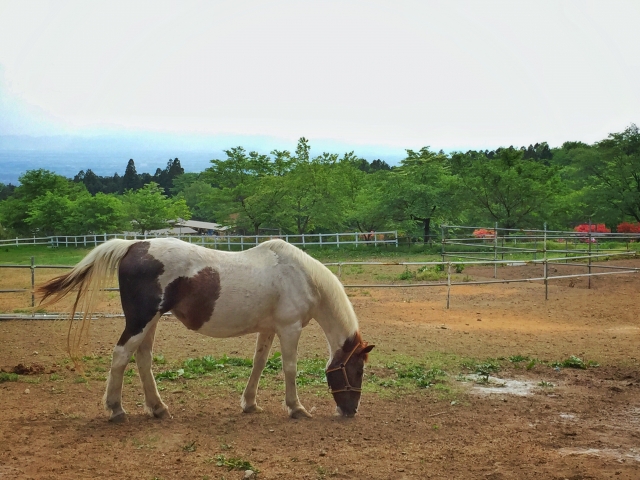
[[1, 259, 639, 479]]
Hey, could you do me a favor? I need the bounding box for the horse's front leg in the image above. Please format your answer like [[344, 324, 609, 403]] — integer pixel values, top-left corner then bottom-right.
[[241, 332, 275, 413], [278, 326, 312, 419]]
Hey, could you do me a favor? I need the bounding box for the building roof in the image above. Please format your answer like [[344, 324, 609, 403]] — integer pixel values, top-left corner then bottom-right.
[[175, 219, 230, 231]]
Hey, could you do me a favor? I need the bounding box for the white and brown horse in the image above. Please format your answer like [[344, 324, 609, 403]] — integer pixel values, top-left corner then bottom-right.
[[38, 238, 374, 421]]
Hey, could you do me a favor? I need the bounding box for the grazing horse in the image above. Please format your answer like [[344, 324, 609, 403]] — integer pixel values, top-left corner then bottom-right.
[[38, 238, 374, 421]]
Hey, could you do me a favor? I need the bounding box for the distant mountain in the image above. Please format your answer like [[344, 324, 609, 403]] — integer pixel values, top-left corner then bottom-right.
[[0, 133, 405, 185]]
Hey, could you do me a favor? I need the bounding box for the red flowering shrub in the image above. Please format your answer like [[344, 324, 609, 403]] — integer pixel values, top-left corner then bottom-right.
[[573, 224, 610, 233], [473, 229, 496, 239], [573, 223, 610, 243], [617, 222, 640, 233]]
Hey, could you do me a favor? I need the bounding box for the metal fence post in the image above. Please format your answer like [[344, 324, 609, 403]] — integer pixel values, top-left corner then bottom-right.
[[587, 217, 592, 288], [30, 256, 35, 309], [446, 262, 452, 309], [544, 222, 548, 300], [494, 222, 498, 279]]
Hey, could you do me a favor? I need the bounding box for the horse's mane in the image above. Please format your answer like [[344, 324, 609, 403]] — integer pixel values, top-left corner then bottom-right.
[[262, 240, 359, 335]]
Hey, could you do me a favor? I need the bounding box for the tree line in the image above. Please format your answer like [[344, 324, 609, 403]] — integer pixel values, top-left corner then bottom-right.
[[0, 124, 638, 240]]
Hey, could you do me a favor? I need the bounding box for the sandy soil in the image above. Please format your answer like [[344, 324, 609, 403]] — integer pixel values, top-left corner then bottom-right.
[[1, 260, 639, 479]]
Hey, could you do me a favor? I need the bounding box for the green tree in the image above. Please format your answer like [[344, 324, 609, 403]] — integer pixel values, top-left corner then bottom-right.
[[122, 182, 191, 233], [25, 191, 74, 235], [384, 148, 455, 242], [455, 147, 562, 230], [576, 124, 640, 225], [274, 138, 343, 234], [200, 147, 282, 233], [68, 192, 126, 234], [0, 169, 79, 235]]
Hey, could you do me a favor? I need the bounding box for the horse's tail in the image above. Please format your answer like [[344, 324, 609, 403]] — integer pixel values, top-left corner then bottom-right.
[[38, 239, 137, 361]]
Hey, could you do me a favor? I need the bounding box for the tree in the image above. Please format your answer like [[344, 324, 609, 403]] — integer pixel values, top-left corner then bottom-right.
[[122, 182, 191, 234], [384, 148, 455, 242], [122, 159, 140, 192], [0, 169, 79, 235], [25, 191, 74, 235], [455, 147, 562, 230], [200, 147, 282, 233], [576, 124, 640, 224], [275, 139, 343, 234], [68, 193, 126, 234]]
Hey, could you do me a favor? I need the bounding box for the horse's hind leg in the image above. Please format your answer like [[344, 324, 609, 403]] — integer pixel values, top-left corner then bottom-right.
[[241, 332, 275, 413], [135, 320, 170, 419], [103, 314, 161, 422]]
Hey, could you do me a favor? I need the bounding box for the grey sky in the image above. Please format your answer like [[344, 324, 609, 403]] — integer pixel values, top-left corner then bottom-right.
[[1, 0, 639, 151]]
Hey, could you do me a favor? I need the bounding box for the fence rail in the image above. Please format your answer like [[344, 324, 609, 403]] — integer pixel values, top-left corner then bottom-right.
[[0, 230, 399, 249], [2, 225, 640, 318]]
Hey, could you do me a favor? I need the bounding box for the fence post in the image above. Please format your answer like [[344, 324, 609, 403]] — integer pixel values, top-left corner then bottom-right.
[[395, 230, 398, 248], [336, 233, 340, 249], [355, 232, 358, 248], [241, 236, 244, 251], [544, 222, 548, 300], [30, 256, 35, 310], [494, 222, 498, 279], [227, 236, 230, 251], [319, 233, 323, 248], [588, 217, 591, 288], [374, 233, 378, 247], [446, 262, 452, 309], [441, 226, 445, 264]]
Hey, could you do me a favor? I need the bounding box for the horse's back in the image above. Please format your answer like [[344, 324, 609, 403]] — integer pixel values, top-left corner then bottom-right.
[[132, 238, 318, 337]]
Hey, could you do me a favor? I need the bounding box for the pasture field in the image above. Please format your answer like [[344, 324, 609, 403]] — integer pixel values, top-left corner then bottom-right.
[[1, 251, 640, 479]]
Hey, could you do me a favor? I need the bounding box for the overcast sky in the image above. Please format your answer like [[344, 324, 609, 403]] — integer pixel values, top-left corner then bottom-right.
[[1, 0, 639, 151]]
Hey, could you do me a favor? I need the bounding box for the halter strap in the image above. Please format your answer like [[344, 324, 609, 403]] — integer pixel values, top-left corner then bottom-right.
[[325, 343, 362, 394]]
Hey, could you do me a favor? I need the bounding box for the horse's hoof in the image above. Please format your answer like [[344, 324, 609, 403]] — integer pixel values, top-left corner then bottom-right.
[[242, 404, 263, 414], [290, 408, 312, 419], [153, 408, 172, 420], [109, 412, 127, 423]]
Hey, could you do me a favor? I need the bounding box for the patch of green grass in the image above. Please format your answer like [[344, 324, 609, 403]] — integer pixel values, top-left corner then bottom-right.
[[264, 352, 282, 373], [153, 354, 166, 365], [551, 355, 599, 369], [508, 355, 530, 363], [0, 372, 19, 382], [395, 365, 447, 388], [215, 454, 258, 472]]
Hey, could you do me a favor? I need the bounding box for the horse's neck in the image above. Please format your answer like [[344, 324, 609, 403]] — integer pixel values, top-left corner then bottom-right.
[[313, 302, 358, 360]]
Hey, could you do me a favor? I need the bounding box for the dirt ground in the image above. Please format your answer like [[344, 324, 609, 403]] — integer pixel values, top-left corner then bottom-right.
[[1, 259, 640, 479]]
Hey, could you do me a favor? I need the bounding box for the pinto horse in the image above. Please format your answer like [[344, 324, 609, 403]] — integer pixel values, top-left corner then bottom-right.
[[38, 238, 374, 421]]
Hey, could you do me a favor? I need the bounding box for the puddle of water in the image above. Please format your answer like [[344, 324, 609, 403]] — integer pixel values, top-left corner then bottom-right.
[[558, 447, 640, 462], [464, 375, 538, 396]]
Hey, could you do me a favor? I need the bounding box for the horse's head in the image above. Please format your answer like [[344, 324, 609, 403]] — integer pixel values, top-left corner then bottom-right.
[[326, 340, 375, 417]]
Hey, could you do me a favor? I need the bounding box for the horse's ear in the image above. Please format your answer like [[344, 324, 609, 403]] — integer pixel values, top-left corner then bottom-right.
[[361, 344, 375, 354]]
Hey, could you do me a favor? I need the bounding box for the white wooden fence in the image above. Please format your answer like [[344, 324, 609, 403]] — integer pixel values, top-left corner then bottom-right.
[[0, 231, 399, 249]]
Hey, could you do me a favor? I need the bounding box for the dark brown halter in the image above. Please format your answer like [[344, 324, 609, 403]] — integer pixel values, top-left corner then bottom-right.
[[325, 343, 362, 394]]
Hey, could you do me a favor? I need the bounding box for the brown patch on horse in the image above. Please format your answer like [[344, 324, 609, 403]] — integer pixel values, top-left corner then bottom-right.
[[117, 242, 165, 345], [161, 267, 221, 331]]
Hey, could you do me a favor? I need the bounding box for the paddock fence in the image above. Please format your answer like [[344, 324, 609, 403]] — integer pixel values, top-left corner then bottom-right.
[[1, 225, 640, 319], [0, 230, 399, 250]]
